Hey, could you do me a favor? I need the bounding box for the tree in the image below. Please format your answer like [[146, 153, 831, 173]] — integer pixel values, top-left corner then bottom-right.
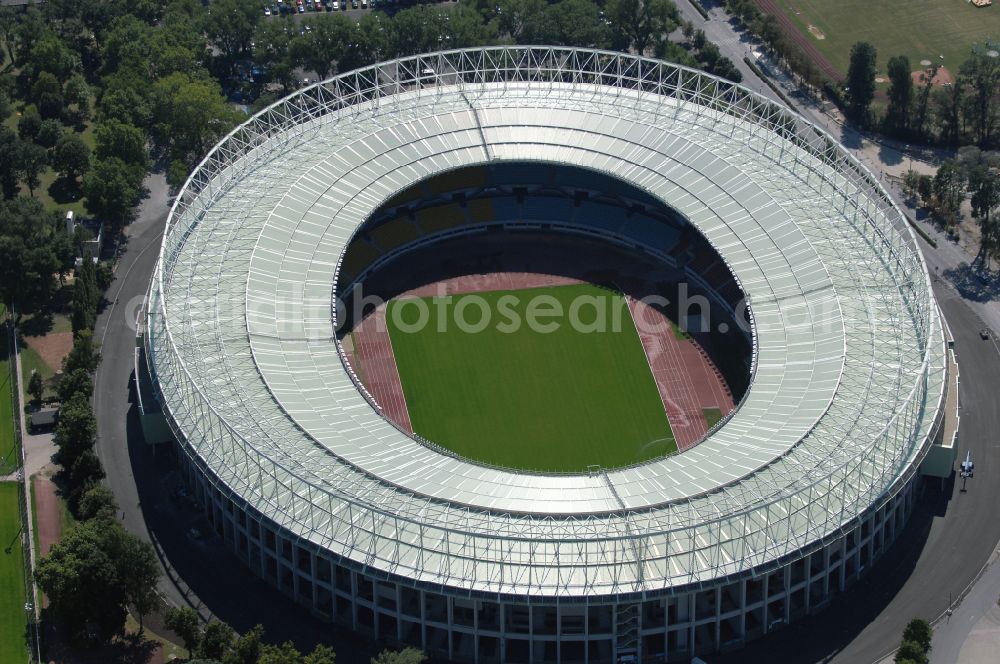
[[933, 159, 966, 225], [692, 28, 706, 51], [64, 329, 101, 373], [58, 367, 93, 402], [304, 645, 337, 664], [199, 621, 235, 661], [94, 121, 148, 168], [970, 167, 1000, 265], [17, 142, 48, 196], [544, 0, 608, 48], [917, 174, 933, 205], [894, 640, 928, 664], [933, 80, 964, 146], [912, 66, 935, 140], [371, 648, 427, 664], [259, 641, 303, 664], [0, 7, 16, 65], [64, 73, 91, 118], [606, 0, 678, 56], [18, 107, 42, 142], [68, 447, 105, 501], [959, 41, 1000, 146], [496, 0, 546, 43], [28, 371, 44, 404], [150, 72, 242, 167], [288, 14, 354, 80], [885, 55, 913, 137], [76, 484, 119, 521], [31, 71, 65, 120], [845, 42, 877, 125], [901, 618, 933, 654], [35, 519, 128, 645], [117, 529, 161, 632], [205, 0, 260, 63], [30, 34, 78, 81], [55, 133, 91, 182], [165, 606, 203, 658], [0, 128, 22, 199], [83, 157, 144, 234], [0, 197, 67, 310], [36, 119, 65, 149], [225, 624, 264, 664]]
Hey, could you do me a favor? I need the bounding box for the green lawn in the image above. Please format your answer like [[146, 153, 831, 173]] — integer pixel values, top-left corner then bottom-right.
[[0, 483, 29, 664], [0, 308, 17, 476], [387, 284, 675, 472], [18, 345, 52, 404], [770, 0, 1000, 77]]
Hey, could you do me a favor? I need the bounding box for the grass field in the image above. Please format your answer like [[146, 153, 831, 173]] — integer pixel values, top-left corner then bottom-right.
[[0, 306, 17, 476], [387, 284, 675, 472], [0, 483, 29, 664], [770, 0, 1000, 77]]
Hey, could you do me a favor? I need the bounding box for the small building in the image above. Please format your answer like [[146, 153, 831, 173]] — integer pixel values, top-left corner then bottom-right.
[[29, 407, 59, 433], [67, 212, 104, 265]]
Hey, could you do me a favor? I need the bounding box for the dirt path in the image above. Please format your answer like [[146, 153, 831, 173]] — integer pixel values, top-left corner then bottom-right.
[[32, 476, 60, 561]]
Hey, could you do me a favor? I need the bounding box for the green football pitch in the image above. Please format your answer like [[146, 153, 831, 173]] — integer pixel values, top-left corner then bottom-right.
[[770, 0, 1000, 77], [386, 283, 675, 472], [0, 483, 29, 664]]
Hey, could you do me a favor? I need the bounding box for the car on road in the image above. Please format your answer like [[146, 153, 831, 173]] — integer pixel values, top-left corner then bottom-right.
[[980, 328, 990, 340]]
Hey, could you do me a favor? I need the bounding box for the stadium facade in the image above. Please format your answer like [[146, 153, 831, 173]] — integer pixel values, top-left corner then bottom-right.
[[144, 48, 954, 662]]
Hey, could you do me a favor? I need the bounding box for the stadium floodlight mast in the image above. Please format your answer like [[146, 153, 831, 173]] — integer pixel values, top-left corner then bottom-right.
[[146, 47, 950, 661]]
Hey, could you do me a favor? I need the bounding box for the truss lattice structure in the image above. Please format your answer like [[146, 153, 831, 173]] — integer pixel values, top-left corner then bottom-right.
[[146, 47, 948, 599]]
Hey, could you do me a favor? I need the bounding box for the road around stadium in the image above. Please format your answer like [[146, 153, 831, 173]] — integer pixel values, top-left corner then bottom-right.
[[91, 76, 1000, 664]]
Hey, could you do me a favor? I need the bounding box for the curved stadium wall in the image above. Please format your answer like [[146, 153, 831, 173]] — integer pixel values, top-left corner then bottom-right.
[[146, 47, 950, 663]]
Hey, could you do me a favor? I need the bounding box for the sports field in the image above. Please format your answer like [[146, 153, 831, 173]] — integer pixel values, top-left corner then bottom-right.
[[386, 284, 675, 472], [0, 305, 16, 476], [0, 482, 29, 664], [768, 0, 1000, 77]]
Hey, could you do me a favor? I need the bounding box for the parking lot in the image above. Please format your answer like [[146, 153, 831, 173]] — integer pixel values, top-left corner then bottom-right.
[[261, 0, 457, 19]]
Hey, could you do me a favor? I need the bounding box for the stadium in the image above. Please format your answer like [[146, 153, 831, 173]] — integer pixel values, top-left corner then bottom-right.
[[144, 47, 953, 662]]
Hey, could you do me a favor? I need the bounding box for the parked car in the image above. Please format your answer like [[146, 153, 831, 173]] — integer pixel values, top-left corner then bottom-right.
[[263, 6, 270, 14]]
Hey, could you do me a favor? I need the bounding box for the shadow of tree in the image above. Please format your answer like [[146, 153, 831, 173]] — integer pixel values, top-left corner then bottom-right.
[[40, 609, 161, 664], [19, 313, 54, 337], [943, 262, 1000, 303], [878, 143, 904, 167], [48, 176, 83, 206]]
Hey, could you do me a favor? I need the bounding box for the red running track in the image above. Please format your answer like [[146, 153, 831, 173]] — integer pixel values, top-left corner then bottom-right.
[[351, 308, 414, 433], [627, 295, 735, 451]]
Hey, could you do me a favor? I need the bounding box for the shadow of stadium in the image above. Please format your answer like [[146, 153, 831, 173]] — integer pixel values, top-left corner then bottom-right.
[[709, 476, 953, 664]]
